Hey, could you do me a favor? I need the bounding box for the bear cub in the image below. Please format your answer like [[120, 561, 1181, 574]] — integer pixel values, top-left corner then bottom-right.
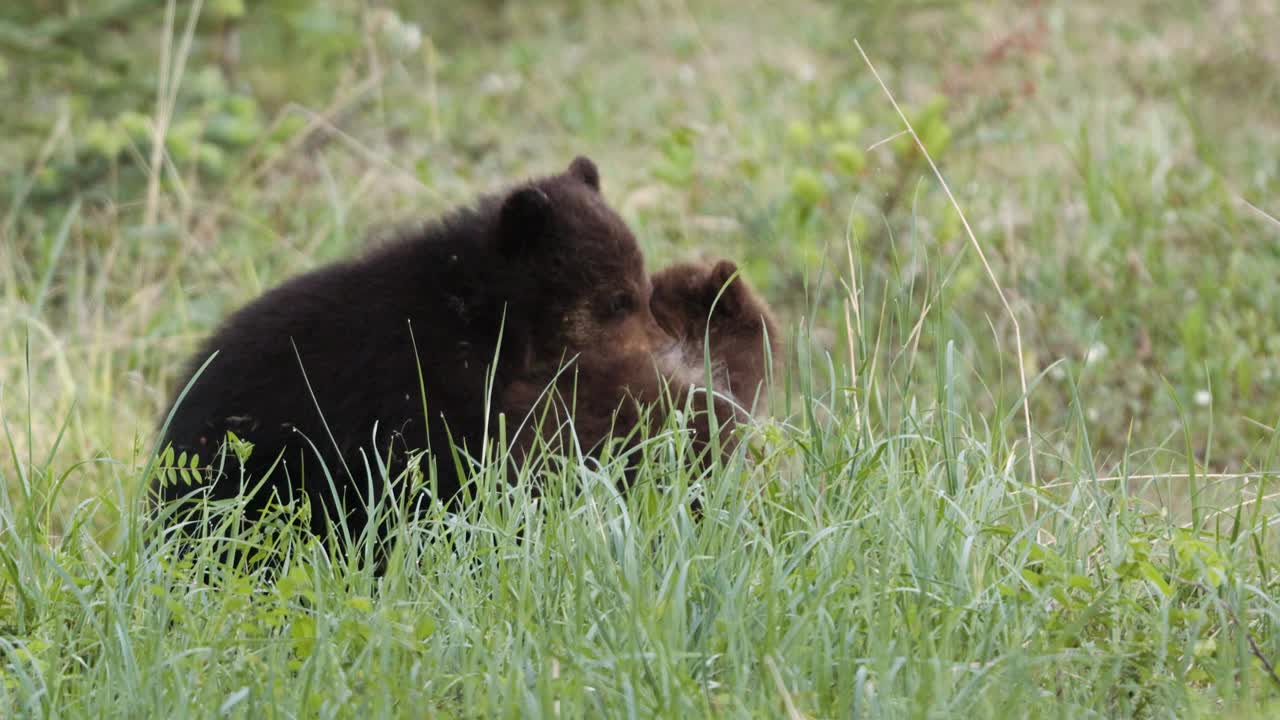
[[650, 258, 780, 415], [502, 258, 779, 476], [155, 156, 669, 545]]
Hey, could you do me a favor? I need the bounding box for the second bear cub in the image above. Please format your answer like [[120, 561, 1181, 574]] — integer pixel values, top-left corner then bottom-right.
[[650, 258, 780, 415], [501, 258, 779, 476]]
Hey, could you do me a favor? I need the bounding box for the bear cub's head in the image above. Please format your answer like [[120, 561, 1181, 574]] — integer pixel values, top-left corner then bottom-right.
[[495, 156, 668, 370], [650, 259, 780, 408]]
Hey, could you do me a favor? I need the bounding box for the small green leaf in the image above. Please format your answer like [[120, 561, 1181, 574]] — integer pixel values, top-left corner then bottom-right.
[[831, 142, 866, 176], [789, 168, 825, 207], [1067, 574, 1094, 592], [1138, 561, 1171, 597]]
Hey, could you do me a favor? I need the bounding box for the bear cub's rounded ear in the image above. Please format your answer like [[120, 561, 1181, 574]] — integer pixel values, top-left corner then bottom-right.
[[709, 260, 742, 315], [568, 156, 601, 191], [498, 187, 554, 256]]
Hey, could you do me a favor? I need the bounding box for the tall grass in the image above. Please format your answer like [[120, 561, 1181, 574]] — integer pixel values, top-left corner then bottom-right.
[[2, 237, 1278, 716]]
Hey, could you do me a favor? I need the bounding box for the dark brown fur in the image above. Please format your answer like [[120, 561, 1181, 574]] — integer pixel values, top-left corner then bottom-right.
[[500, 259, 780, 481], [499, 349, 743, 482], [155, 156, 668, 547]]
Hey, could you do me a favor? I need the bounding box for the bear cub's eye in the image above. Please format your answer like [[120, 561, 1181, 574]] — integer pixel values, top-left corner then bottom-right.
[[603, 292, 634, 319]]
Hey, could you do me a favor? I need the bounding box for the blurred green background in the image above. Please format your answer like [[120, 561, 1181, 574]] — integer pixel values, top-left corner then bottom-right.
[[2, 0, 1278, 495]]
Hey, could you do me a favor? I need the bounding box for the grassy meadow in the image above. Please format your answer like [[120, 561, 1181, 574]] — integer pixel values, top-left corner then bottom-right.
[[2, 0, 1279, 716]]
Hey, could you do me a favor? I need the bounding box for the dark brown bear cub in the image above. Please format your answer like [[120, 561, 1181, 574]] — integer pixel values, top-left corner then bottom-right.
[[155, 156, 668, 547], [501, 259, 779, 476]]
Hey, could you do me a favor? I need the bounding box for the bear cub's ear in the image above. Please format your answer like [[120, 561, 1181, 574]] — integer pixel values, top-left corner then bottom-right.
[[708, 259, 743, 316], [498, 186, 554, 256], [568, 156, 601, 191]]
